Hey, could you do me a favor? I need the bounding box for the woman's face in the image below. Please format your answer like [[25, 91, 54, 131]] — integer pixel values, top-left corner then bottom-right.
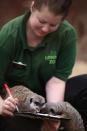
[[28, 6, 63, 38]]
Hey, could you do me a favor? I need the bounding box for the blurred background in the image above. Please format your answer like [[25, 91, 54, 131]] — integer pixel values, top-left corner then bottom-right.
[[0, 0, 87, 77]]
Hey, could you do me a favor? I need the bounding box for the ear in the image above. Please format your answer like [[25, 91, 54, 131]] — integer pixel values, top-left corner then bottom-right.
[[30, 1, 35, 12]]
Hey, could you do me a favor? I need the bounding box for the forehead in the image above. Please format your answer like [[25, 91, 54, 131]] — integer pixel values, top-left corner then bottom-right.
[[33, 6, 63, 23]]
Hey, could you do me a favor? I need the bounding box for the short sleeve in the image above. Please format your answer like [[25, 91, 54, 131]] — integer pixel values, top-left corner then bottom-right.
[[54, 28, 77, 81]]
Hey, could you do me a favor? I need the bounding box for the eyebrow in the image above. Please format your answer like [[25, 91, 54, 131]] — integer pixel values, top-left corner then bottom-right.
[[38, 17, 47, 23], [38, 17, 59, 26]]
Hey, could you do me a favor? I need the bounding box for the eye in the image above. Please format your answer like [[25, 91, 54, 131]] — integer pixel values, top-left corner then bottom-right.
[[38, 18, 46, 24], [34, 102, 40, 106], [30, 98, 33, 103], [50, 108, 55, 114], [39, 20, 45, 24], [50, 24, 58, 27]]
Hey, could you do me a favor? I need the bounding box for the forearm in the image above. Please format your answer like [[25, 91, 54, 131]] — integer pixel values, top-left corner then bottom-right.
[[45, 76, 66, 102], [0, 96, 4, 115], [0, 96, 3, 104]]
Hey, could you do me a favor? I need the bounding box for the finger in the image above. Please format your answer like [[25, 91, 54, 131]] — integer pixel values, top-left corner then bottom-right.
[[43, 119, 61, 130], [44, 119, 60, 124], [6, 97, 18, 105], [49, 120, 61, 129], [2, 109, 14, 116], [4, 103, 15, 112], [4, 100, 16, 111], [14, 98, 19, 104], [5, 97, 18, 106]]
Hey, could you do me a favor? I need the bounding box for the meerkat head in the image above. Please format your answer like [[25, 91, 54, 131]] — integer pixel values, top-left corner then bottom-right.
[[22, 95, 45, 113], [40, 103, 57, 115], [40, 102, 63, 115]]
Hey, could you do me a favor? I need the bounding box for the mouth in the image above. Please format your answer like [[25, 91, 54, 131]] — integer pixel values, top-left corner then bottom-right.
[[37, 30, 48, 37], [36, 108, 40, 113]]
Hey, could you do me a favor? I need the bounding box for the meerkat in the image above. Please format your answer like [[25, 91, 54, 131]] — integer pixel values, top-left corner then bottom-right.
[[41, 102, 85, 131], [5, 85, 45, 113]]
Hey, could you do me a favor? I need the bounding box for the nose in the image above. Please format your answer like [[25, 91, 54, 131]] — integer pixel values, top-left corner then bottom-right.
[[41, 25, 50, 33]]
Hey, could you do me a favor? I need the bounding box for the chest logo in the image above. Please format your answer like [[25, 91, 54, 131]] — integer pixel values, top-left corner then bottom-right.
[[45, 51, 57, 64]]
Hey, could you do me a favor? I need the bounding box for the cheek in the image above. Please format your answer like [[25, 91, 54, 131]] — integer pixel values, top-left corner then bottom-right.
[[32, 19, 42, 29], [50, 26, 59, 32], [35, 23, 42, 29]]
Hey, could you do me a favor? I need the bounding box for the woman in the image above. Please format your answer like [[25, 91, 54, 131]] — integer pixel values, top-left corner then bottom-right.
[[0, 0, 80, 130]]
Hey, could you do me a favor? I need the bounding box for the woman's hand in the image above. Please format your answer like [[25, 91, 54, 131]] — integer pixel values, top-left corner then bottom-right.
[[0, 96, 18, 116], [43, 119, 61, 131]]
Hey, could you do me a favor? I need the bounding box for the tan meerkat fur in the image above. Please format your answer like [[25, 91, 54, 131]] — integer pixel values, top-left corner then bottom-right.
[[5, 85, 45, 113], [41, 102, 85, 131]]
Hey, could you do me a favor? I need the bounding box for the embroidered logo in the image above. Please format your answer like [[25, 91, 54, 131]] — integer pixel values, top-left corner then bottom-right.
[[45, 51, 57, 64]]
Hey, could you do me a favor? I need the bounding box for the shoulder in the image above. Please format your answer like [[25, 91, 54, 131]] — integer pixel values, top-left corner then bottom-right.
[[0, 14, 24, 52], [57, 20, 77, 37], [59, 20, 76, 32], [0, 12, 27, 55], [0, 10, 30, 36], [49, 20, 77, 42], [0, 14, 24, 35], [51, 20, 77, 46], [47, 20, 77, 46]]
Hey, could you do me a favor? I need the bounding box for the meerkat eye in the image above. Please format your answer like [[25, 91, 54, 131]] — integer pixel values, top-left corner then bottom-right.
[[50, 108, 55, 114], [30, 98, 33, 103], [34, 102, 40, 106]]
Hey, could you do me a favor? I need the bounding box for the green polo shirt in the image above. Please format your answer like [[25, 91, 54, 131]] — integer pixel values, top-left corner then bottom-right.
[[0, 11, 77, 93]]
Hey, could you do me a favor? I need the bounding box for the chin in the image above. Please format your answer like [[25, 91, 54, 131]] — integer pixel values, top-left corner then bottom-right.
[[33, 30, 46, 37], [36, 32, 47, 37]]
